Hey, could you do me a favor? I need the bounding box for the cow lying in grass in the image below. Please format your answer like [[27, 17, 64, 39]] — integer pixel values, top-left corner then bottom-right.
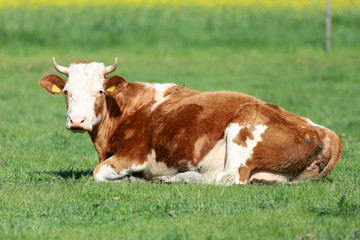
[[40, 58, 342, 185]]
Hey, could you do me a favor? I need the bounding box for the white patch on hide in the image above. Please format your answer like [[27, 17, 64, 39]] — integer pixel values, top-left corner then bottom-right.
[[225, 123, 268, 170], [143, 149, 178, 179], [94, 162, 147, 182], [306, 118, 325, 129], [216, 123, 267, 184], [140, 82, 177, 111], [94, 164, 118, 182]]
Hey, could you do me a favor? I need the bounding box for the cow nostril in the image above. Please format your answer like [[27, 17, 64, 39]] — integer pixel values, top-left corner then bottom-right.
[[68, 116, 86, 127]]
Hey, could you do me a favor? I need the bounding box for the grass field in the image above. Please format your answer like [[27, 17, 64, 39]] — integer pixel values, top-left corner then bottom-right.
[[1, 1, 360, 239]]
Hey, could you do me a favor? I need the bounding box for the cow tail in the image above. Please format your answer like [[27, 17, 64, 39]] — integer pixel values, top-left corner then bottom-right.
[[314, 131, 342, 181]]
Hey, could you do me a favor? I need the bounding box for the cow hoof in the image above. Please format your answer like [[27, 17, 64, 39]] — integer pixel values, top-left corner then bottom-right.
[[152, 176, 171, 184], [151, 176, 183, 184], [128, 175, 146, 183]]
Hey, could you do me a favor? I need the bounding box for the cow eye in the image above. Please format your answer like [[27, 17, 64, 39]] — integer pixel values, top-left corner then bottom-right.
[[98, 90, 105, 95], [63, 90, 72, 97]]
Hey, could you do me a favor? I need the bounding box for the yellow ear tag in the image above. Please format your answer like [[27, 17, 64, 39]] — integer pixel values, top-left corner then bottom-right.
[[52, 85, 61, 93], [106, 85, 116, 92]]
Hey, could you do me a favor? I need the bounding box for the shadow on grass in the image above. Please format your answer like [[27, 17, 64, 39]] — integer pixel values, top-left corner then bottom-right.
[[37, 169, 93, 180], [33, 169, 148, 182], [54, 169, 93, 179]]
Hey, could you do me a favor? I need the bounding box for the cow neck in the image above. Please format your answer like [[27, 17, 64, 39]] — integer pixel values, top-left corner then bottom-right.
[[89, 83, 155, 162]]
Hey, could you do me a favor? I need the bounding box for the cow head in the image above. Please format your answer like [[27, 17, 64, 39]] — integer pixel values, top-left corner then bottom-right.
[[40, 58, 127, 132]]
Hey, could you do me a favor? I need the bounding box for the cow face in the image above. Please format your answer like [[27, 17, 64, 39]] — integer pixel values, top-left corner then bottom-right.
[[63, 62, 106, 132], [40, 58, 126, 133]]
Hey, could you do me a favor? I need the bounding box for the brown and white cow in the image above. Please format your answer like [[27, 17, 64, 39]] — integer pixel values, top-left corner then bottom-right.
[[39, 58, 342, 185]]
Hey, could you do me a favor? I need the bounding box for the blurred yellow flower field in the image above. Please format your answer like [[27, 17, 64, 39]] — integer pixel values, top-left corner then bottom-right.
[[1, 0, 359, 10]]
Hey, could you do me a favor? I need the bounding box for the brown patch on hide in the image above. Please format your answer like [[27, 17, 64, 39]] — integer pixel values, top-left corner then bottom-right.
[[247, 126, 321, 174], [106, 96, 122, 118], [151, 103, 205, 171], [94, 95, 105, 117], [233, 126, 255, 147], [238, 166, 251, 183]]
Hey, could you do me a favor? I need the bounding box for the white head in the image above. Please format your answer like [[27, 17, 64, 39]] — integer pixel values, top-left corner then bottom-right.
[[40, 57, 127, 132]]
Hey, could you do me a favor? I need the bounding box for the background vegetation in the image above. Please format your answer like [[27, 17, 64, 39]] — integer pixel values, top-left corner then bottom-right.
[[0, 0, 359, 239]]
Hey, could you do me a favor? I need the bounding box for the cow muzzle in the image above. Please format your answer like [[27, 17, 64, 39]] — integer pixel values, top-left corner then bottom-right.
[[67, 115, 88, 132]]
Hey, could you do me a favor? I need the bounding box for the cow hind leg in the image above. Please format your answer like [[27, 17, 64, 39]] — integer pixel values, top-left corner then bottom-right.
[[248, 128, 342, 184], [294, 129, 342, 182], [216, 103, 342, 185], [216, 120, 268, 185]]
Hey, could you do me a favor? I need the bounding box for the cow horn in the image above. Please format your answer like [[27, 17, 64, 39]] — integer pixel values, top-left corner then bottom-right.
[[52, 57, 68, 76], [103, 57, 118, 75]]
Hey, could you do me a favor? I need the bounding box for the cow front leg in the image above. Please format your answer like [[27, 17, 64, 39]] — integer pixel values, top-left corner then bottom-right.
[[152, 171, 203, 184], [93, 156, 146, 182]]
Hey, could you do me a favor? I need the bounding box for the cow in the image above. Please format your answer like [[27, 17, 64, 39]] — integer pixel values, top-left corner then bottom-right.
[[39, 58, 342, 185]]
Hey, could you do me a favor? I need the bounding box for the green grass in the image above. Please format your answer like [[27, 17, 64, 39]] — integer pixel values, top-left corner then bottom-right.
[[1, 4, 360, 52], [1, 4, 360, 240]]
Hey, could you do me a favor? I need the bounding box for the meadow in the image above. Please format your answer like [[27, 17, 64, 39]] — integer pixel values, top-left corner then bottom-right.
[[0, 1, 360, 239]]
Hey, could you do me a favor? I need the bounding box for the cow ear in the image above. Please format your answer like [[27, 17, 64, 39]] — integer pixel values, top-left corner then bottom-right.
[[104, 75, 127, 95], [40, 74, 66, 95]]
